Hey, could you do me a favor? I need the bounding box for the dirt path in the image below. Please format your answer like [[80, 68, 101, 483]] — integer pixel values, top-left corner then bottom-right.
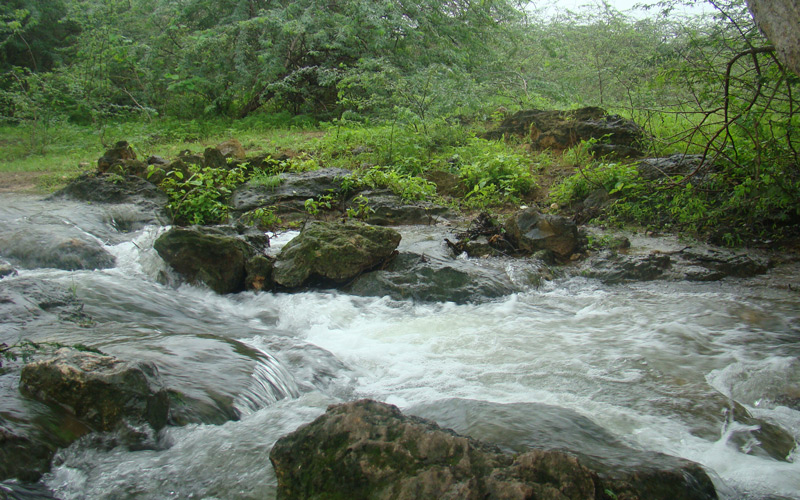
[[0, 171, 47, 194]]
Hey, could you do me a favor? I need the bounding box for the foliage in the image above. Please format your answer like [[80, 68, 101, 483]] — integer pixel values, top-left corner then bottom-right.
[[156, 164, 245, 225], [240, 206, 281, 230], [359, 167, 437, 202], [451, 138, 536, 204]]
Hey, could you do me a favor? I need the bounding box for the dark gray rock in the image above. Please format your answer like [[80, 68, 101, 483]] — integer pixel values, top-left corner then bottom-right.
[[0, 423, 55, 483], [19, 348, 170, 433], [344, 253, 525, 304], [154, 226, 266, 294], [273, 221, 401, 288], [504, 208, 580, 259], [0, 263, 16, 279], [0, 278, 93, 330], [582, 251, 671, 284], [270, 399, 717, 500], [350, 190, 451, 226], [97, 141, 136, 173], [231, 168, 352, 215], [638, 154, 709, 181]]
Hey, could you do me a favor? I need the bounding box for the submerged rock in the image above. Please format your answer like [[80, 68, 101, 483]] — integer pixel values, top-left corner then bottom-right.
[[19, 348, 170, 433], [504, 208, 580, 259], [0, 278, 94, 330], [0, 228, 115, 271], [154, 226, 266, 294], [270, 399, 718, 500], [273, 221, 401, 288], [0, 423, 54, 483], [582, 250, 672, 284], [344, 252, 527, 304]]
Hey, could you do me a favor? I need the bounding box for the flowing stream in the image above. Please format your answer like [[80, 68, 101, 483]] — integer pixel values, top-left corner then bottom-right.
[[1, 194, 799, 499]]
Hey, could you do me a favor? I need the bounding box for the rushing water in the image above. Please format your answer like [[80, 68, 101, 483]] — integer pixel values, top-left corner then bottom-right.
[[1, 194, 799, 499]]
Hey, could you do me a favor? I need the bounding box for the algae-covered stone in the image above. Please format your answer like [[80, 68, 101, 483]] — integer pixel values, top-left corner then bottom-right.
[[19, 348, 169, 432], [154, 226, 256, 294], [270, 399, 718, 500], [273, 221, 401, 288]]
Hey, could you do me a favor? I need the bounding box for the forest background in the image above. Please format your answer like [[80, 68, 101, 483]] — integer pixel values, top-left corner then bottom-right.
[[1, 0, 798, 246]]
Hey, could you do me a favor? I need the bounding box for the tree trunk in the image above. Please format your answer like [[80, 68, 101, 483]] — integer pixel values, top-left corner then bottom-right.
[[746, 0, 800, 76]]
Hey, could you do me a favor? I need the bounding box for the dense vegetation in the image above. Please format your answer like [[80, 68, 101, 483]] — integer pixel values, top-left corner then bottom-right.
[[2, 0, 798, 245]]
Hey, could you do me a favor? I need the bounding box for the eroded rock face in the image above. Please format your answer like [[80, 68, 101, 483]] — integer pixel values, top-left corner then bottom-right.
[[19, 348, 169, 433], [270, 399, 718, 500], [273, 221, 401, 288], [504, 209, 580, 259], [154, 226, 266, 294], [97, 141, 137, 173], [349, 190, 451, 226]]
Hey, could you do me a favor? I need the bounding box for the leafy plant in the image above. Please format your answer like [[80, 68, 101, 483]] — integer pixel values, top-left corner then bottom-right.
[[158, 164, 245, 225], [241, 206, 282, 230]]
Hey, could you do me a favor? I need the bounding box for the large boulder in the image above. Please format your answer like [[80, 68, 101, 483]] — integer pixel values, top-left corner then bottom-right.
[[19, 348, 170, 433], [273, 221, 401, 288], [270, 399, 718, 500], [344, 252, 533, 304], [485, 107, 644, 157], [154, 226, 267, 294], [349, 190, 452, 226], [231, 168, 352, 218], [504, 209, 580, 259]]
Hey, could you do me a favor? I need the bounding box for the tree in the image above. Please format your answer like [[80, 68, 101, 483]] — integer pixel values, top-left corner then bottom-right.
[[745, 0, 800, 76]]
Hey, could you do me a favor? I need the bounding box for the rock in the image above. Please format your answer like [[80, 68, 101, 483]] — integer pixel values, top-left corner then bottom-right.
[[0, 480, 60, 499], [0, 423, 54, 482], [344, 252, 527, 304], [350, 190, 451, 226], [680, 247, 770, 279], [446, 212, 517, 258], [485, 108, 644, 157], [270, 399, 718, 500], [97, 141, 136, 173], [50, 173, 168, 221], [203, 147, 227, 169], [582, 250, 671, 284], [504, 208, 580, 259], [147, 155, 168, 165], [0, 228, 116, 271], [273, 221, 401, 288], [245, 255, 275, 292], [0, 278, 94, 329], [231, 167, 352, 216], [154, 226, 264, 294], [19, 348, 170, 432], [638, 154, 709, 181], [217, 138, 247, 160], [0, 263, 16, 279]]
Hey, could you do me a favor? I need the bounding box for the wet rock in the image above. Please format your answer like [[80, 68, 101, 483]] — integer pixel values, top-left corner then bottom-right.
[[230, 167, 352, 216], [154, 226, 265, 294], [446, 212, 516, 258], [0, 263, 16, 279], [0, 480, 60, 499], [0, 228, 116, 271], [485, 107, 644, 157], [344, 252, 525, 304], [0, 278, 93, 330], [680, 247, 770, 279], [97, 141, 136, 173], [19, 348, 170, 433], [273, 221, 401, 288], [582, 250, 671, 284], [245, 255, 275, 292], [50, 173, 168, 224], [350, 190, 451, 226], [270, 399, 717, 500], [505, 208, 580, 259], [638, 154, 710, 181], [0, 423, 54, 483]]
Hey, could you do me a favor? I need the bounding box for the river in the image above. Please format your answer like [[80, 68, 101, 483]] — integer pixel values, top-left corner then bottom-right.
[[1, 194, 799, 499]]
